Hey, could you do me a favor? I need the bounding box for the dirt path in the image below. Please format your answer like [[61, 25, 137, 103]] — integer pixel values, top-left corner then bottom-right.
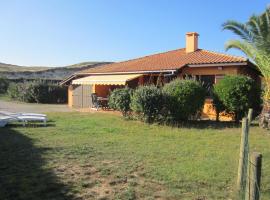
[[0, 100, 74, 113]]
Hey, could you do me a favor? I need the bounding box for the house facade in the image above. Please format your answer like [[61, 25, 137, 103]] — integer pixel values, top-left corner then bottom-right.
[[61, 32, 260, 120]]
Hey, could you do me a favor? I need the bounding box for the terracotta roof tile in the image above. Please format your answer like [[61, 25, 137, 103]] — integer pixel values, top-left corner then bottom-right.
[[79, 48, 247, 74]]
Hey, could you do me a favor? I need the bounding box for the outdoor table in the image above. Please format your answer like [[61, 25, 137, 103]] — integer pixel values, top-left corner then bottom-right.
[[97, 97, 109, 109]]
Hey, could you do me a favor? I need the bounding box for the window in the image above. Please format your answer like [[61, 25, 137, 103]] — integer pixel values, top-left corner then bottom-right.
[[196, 75, 216, 96], [215, 75, 225, 83]]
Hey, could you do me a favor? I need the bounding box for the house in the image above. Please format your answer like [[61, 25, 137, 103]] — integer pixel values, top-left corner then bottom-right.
[[61, 32, 260, 120]]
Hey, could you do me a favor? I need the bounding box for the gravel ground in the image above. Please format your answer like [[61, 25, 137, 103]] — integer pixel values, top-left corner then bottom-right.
[[0, 100, 73, 113]]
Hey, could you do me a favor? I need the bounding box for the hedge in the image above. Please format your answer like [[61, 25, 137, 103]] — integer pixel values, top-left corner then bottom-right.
[[108, 87, 133, 117], [213, 75, 261, 122], [0, 77, 9, 94], [131, 85, 164, 123], [163, 79, 206, 121], [7, 81, 67, 104]]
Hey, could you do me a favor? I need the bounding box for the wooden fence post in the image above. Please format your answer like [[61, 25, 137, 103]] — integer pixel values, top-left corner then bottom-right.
[[237, 118, 249, 193], [248, 109, 253, 126], [249, 152, 262, 200]]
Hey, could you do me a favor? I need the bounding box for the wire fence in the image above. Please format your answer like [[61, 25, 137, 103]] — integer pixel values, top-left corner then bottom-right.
[[239, 153, 262, 200]]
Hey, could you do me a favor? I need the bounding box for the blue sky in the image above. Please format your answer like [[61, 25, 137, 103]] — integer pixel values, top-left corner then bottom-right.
[[0, 0, 269, 67]]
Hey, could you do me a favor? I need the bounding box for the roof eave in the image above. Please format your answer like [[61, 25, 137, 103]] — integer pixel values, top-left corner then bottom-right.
[[75, 69, 178, 76], [187, 61, 248, 67], [60, 69, 179, 85]]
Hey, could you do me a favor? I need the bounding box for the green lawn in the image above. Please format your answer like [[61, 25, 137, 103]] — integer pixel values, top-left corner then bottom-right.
[[0, 112, 270, 200], [0, 93, 11, 101]]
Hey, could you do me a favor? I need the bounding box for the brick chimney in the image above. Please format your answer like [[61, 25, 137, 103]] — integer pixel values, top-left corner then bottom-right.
[[186, 32, 199, 53]]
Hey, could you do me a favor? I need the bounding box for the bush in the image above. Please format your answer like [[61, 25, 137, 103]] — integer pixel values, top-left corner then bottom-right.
[[108, 87, 133, 117], [162, 79, 206, 121], [214, 75, 262, 122], [7, 82, 20, 99], [7, 81, 67, 103], [0, 77, 9, 94], [131, 85, 164, 123]]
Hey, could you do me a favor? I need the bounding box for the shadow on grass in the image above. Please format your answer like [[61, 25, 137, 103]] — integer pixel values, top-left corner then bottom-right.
[[0, 128, 79, 200], [167, 120, 259, 130], [6, 120, 56, 128]]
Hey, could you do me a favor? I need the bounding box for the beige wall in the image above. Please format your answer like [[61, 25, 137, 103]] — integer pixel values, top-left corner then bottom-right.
[[180, 66, 239, 76], [68, 85, 73, 107]]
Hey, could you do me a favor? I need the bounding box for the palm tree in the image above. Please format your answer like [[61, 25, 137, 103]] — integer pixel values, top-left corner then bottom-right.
[[223, 7, 270, 54], [223, 7, 270, 126]]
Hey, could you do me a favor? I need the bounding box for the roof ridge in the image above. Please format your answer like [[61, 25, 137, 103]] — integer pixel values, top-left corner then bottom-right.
[[78, 48, 185, 74], [201, 49, 247, 61], [113, 48, 185, 64], [77, 47, 249, 75]]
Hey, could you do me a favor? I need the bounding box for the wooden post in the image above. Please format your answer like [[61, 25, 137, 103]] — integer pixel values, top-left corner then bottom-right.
[[249, 152, 262, 200], [237, 118, 249, 193], [248, 109, 253, 126]]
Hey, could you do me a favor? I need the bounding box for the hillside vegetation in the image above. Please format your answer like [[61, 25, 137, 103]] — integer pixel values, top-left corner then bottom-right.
[[0, 61, 111, 80]]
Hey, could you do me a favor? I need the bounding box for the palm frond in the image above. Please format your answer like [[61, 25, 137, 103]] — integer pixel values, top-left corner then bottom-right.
[[265, 7, 270, 27], [249, 15, 262, 37], [254, 50, 270, 77], [225, 40, 256, 59], [222, 20, 254, 42]]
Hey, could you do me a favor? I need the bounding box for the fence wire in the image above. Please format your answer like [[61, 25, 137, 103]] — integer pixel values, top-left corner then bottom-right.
[[239, 143, 261, 200]]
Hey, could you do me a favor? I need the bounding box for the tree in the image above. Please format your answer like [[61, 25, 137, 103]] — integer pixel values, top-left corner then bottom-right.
[[223, 7, 270, 55], [223, 6, 270, 124]]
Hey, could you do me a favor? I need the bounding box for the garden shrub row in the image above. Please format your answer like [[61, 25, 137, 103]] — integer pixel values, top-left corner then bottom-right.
[[109, 79, 206, 123], [109, 75, 262, 123], [7, 81, 67, 104]]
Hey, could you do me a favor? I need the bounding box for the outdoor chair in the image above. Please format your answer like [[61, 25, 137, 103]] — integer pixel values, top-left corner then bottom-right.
[[91, 93, 101, 110]]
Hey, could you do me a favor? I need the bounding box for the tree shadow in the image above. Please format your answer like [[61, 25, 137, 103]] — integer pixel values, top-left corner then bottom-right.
[[167, 120, 259, 130], [0, 128, 80, 200], [6, 119, 56, 128], [163, 120, 258, 129]]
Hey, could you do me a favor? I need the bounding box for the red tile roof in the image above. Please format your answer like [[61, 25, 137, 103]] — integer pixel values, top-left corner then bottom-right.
[[79, 48, 247, 74]]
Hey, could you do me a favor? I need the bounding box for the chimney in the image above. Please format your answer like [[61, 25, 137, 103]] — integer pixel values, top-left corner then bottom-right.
[[186, 32, 199, 53]]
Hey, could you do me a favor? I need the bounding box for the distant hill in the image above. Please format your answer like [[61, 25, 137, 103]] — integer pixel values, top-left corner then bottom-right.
[[0, 62, 112, 80]]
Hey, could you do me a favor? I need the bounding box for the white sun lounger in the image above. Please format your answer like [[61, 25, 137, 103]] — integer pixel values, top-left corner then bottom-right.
[[0, 116, 18, 127], [0, 111, 46, 117], [17, 115, 47, 126], [0, 111, 47, 127]]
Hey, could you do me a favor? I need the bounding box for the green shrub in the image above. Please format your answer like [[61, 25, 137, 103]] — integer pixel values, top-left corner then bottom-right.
[[214, 75, 262, 122], [7, 81, 67, 103], [108, 87, 133, 117], [0, 77, 9, 94], [7, 82, 20, 99], [131, 85, 164, 123], [163, 79, 206, 121]]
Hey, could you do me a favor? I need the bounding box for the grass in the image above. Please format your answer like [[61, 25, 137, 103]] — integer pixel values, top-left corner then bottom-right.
[[0, 112, 270, 199], [0, 93, 11, 101]]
